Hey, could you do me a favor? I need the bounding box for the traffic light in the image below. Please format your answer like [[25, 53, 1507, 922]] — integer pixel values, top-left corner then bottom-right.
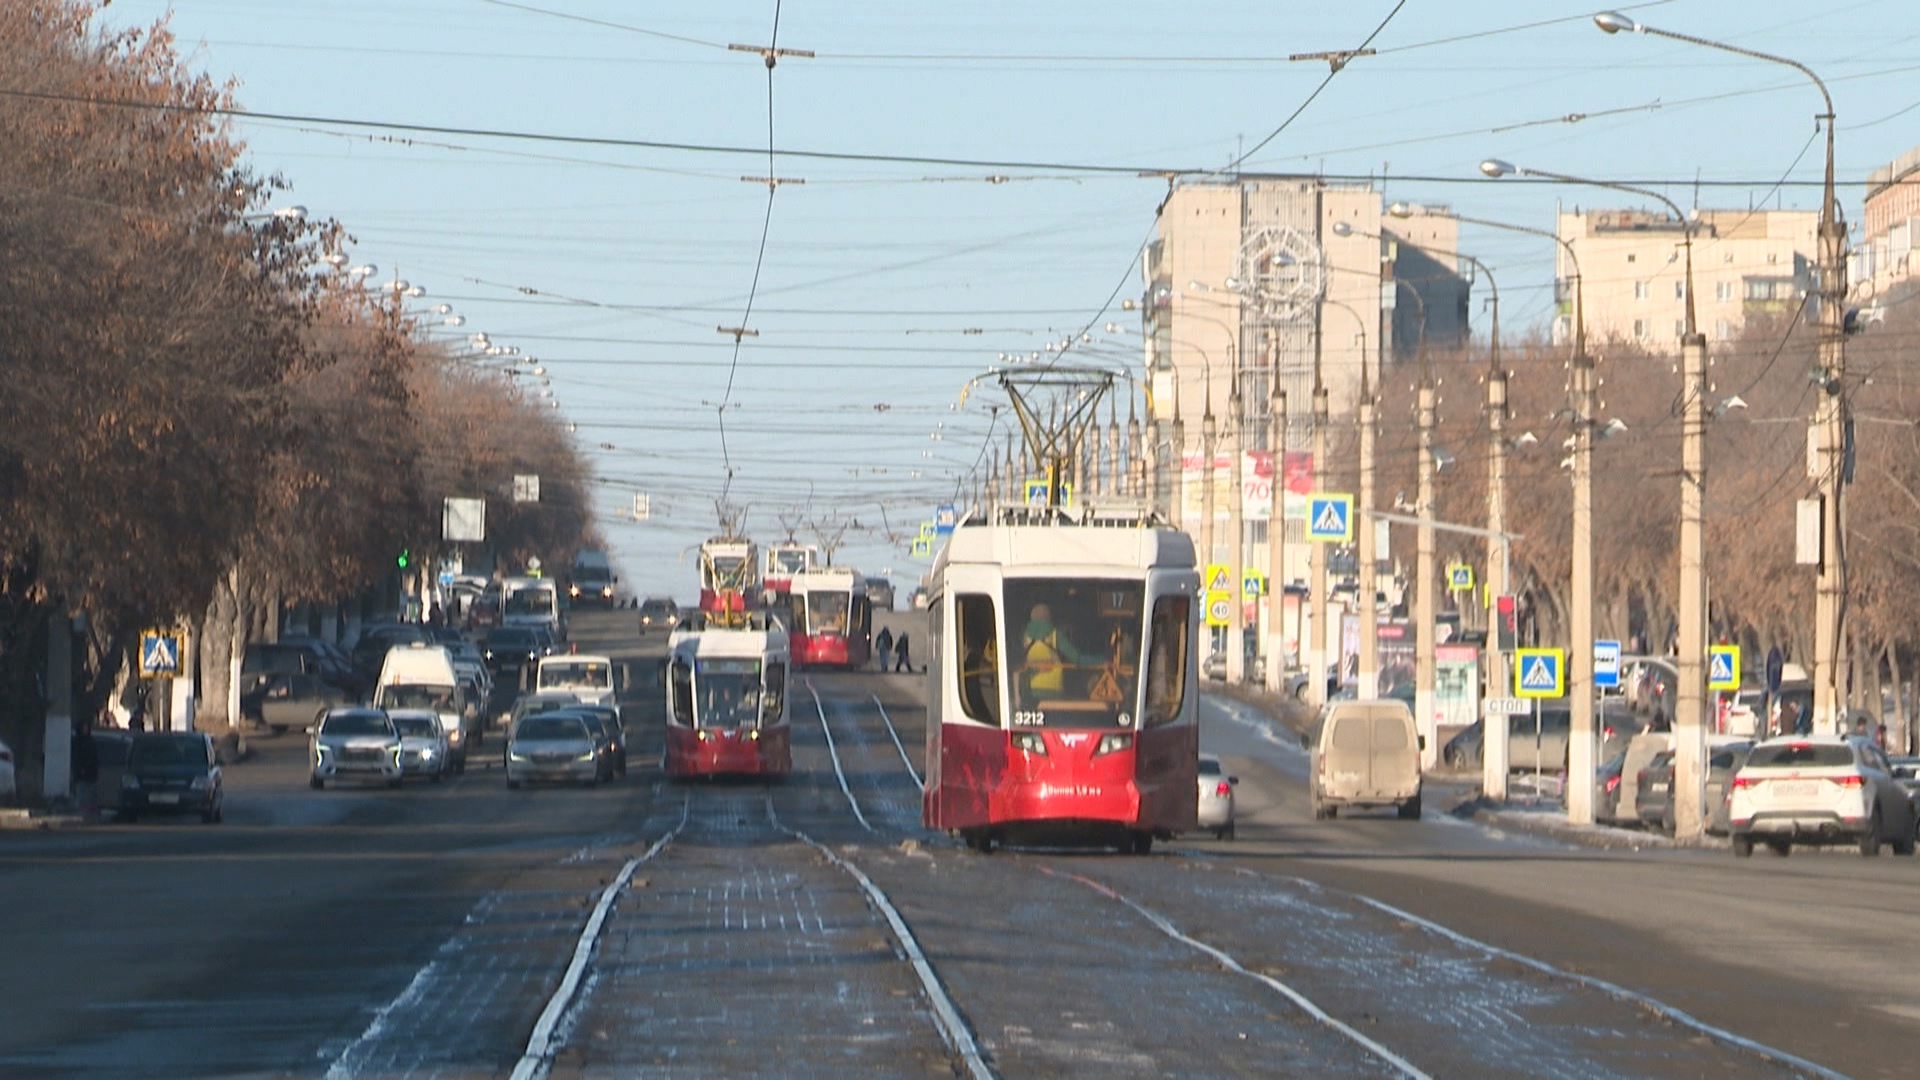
[[396, 548, 412, 570]]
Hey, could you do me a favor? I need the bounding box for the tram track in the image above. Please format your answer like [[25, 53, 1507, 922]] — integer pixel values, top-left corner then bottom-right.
[[801, 676, 1838, 1078]]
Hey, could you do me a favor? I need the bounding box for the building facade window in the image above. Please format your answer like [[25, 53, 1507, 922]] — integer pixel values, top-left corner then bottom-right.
[[1674, 281, 1687, 300], [1715, 281, 1734, 302], [1675, 319, 1686, 338], [1627, 253, 1638, 264], [1632, 318, 1648, 340], [1634, 281, 1650, 300], [1715, 318, 1732, 340]]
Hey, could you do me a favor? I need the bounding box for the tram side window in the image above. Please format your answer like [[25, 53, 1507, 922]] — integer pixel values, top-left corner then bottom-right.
[[763, 662, 786, 724], [1143, 594, 1190, 727], [955, 594, 1000, 725], [670, 659, 694, 727]]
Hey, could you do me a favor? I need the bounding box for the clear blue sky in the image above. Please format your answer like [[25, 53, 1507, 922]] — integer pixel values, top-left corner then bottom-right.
[[99, 0, 1920, 599]]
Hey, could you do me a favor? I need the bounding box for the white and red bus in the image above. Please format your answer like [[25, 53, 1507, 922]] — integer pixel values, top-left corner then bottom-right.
[[923, 506, 1199, 853], [698, 537, 758, 624], [663, 624, 790, 779], [762, 542, 818, 605], [786, 567, 872, 670]]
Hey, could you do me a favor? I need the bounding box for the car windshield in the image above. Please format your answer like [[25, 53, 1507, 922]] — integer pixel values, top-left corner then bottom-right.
[[382, 685, 453, 711], [540, 661, 611, 690], [505, 587, 555, 617], [392, 715, 439, 737], [641, 602, 673, 616], [517, 715, 589, 742], [1746, 743, 1854, 769], [1198, 758, 1222, 776], [489, 630, 535, 649], [322, 713, 392, 737], [129, 736, 203, 768]]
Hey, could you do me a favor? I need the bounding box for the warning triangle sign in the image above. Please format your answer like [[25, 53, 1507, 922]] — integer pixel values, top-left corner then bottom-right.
[[1206, 565, 1231, 592], [1709, 651, 1734, 683], [1313, 501, 1346, 535], [1520, 655, 1557, 691]]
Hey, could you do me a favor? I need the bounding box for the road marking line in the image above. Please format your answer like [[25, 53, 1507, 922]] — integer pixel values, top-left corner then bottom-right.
[[1337, 888, 1847, 1080], [808, 680, 873, 833], [508, 796, 689, 1080], [869, 692, 924, 791], [769, 797, 992, 1080], [1047, 867, 1430, 1080]]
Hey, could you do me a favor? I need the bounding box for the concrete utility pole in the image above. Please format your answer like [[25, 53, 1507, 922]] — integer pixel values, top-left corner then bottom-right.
[[1482, 155, 1705, 836], [1265, 386, 1288, 692], [1593, 10, 1846, 737], [1307, 355, 1331, 711], [1416, 367, 1439, 770], [1227, 385, 1246, 683], [1356, 331, 1379, 699]]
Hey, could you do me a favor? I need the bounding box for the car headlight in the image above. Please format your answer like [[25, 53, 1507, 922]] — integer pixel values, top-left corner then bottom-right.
[[577, 750, 597, 762], [448, 729, 464, 745], [190, 776, 211, 790], [509, 749, 529, 761], [420, 748, 436, 759]]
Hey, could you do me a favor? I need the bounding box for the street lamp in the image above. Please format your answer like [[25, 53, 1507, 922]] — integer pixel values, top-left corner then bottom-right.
[[1483, 155, 1710, 838], [1595, 11, 1848, 741]]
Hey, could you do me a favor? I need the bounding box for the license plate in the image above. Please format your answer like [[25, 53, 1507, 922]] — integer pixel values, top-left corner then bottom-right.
[[1650, 783, 1668, 793], [1773, 781, 1816, 798], [150, 793, 179, 805]]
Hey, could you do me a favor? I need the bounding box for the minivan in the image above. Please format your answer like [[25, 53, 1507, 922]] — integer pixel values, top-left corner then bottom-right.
[[373, 642, 475, 769], [1305, 700, 1423, 821]]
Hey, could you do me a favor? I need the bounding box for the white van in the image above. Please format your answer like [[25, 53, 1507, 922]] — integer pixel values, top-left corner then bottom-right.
[[1306, 699, 1424, 821], [534, 654, 618, 709], [374, 642, 476, 769], [502, 576, 566, 641]]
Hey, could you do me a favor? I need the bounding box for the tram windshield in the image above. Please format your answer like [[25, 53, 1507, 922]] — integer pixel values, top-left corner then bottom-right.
[[806, 590, 851, 634], [707, 555, 748, 585], [697, 658, 762, 728], [1001, 578, 1145, 729], [770, 549, 811, 575]]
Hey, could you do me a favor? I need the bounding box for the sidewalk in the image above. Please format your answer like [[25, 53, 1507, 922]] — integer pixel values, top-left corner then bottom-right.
[[0, 806, 88, 831]]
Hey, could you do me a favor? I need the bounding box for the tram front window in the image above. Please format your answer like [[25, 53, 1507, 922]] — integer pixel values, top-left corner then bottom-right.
[[709, 556, 747, 587], [697, 659, 761, 728], [807, 591, 850, 635], [1002, 579, 1143, 729], [772, 550, 810, 575]]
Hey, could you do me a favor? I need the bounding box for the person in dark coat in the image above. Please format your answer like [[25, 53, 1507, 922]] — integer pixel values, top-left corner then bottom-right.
[[893, 632, 913, 673]]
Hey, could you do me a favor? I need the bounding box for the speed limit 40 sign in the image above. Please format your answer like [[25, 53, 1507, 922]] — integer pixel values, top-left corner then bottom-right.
[[1204, 590, 1232, 628]]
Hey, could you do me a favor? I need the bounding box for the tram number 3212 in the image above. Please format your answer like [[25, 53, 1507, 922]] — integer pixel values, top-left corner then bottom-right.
[[1011, 710, 1132, 728]]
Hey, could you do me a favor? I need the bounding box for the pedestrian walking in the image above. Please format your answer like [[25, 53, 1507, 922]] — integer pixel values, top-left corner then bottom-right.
[[874, 626, 894, 672], [893, 631, 913, 673]]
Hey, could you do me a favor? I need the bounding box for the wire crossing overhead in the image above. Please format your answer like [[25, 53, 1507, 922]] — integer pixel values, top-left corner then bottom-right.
[[996, 366, 1117, 509]]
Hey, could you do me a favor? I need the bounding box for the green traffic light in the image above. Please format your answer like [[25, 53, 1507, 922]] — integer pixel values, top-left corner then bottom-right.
[[397, 549, 411, 569]]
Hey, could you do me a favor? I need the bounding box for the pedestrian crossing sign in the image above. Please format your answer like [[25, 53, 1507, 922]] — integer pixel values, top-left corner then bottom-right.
[[1307, 493, 1354, 543], [1708, 645, 1740, 691], [139, 630, 181, 679], [1514, 648, 1565, 698], [1242, 572, 1265, 598], [1205, 563, 1232, 594], [911, 537, 933, 558], [1447, 563, 1474, 592]]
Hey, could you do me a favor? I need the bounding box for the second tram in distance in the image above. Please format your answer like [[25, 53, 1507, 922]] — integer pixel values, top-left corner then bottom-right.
[[663, 622, 792, 779], [923, 506, 1200, 853], [786, 566, 873, 670]]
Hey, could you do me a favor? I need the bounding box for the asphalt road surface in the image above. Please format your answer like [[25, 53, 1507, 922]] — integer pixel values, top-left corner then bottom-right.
[[0, 608, 1910, 1078]]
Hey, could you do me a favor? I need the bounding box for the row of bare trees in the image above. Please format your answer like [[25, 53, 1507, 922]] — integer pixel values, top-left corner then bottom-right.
[[0, 3, 597, 792], [1355, 292, 1920, 741]]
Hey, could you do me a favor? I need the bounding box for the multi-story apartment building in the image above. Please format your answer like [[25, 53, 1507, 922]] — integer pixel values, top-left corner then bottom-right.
[[1857, 146, 1920, 314], [1553, 207, 1818, 346]]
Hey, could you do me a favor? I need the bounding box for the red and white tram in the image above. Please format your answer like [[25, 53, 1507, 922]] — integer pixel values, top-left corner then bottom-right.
[[698, 537, 759, 624], [923, 506, 1200, 853], [762, 542, 818, 605], [663, 623, 791, 778], [786, 566, 873, 670]]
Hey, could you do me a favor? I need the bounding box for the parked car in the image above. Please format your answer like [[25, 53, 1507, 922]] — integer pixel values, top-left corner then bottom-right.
[[243, 670, 350, 734], [275, 636, 369, 696], [1203, 649, 1266, 683], [1634, 750, 1677, 830], [119, 732, 223, 823], [1197, 753, 1236, 839], [92, 730, 133, 818], [910, 587, 929, 611], [1728, 735, 1916, 857], [350, 624, 431, 681], [1634, 737, 1752, 833], [1443, 703, 1641, 773], [1595, 752, 1629, 824], [309, 707, 403, 789], [1306, 699, 1423, 820], [506, 712, 606, 788], [389, 709, 452, 781], [637, 597, 679, 635], [0, 736, 16, 802], [864, 578, 896, 613]]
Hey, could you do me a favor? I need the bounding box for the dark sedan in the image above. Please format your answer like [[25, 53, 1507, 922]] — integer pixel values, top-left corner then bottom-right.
[[119, 732, 223, 823], [483, 626, 543, 676]]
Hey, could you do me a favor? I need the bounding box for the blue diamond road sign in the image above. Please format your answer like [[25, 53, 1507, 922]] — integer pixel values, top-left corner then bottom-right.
[[1709, 645, 1741, 692], [139, 631, 181, 679], [1514, 648, 1565, 698]]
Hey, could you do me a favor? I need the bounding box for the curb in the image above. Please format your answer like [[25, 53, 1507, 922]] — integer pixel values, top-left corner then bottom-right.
[[0, 807, 87, 831], [1449, 796, 1716, 851]]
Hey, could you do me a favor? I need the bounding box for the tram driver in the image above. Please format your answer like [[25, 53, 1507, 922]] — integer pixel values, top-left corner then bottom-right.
[[1019, 603, 1091, 703]]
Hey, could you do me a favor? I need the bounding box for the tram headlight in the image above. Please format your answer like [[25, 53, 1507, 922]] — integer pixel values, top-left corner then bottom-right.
[[1092, 732, 1133, 757], [1011, 731, 1047, 756]]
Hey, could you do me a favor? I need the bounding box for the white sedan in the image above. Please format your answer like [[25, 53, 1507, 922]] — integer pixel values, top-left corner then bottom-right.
[[1197, 754, 1236, 839]]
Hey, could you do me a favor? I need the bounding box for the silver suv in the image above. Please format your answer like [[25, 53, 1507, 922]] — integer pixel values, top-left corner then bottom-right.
[[1727, 735, 1916, 857], [309, 707, 402, 789]]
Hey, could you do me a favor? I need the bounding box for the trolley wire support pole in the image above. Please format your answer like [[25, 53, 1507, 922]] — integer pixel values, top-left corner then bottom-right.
[[1357, 375, 1379, 700], [1227, 385, 1246, 684], [1265, 388, 1288, 693], [1306, 381, 1330, 711], [1415, 376, 1439, 772], [994, 366, 1116, 511]]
